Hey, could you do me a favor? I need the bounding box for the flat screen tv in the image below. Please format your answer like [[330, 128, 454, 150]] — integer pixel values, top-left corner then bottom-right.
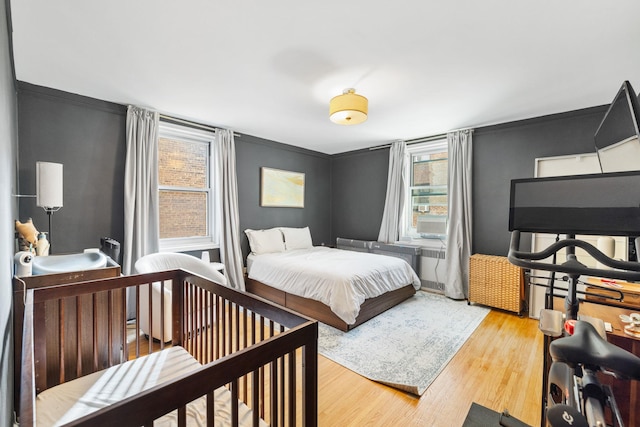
[[594, 80, 640, 173], [509, 170, 640, 236]]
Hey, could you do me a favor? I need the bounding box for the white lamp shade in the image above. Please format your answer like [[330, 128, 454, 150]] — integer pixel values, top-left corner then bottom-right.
[[36, 161, 63, 209]]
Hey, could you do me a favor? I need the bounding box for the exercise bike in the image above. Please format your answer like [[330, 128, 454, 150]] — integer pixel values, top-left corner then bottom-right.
[[508, 231, 640, 427]]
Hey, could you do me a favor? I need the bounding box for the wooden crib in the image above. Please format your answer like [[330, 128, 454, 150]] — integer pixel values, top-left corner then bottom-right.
[[14, 269, 318, 426]]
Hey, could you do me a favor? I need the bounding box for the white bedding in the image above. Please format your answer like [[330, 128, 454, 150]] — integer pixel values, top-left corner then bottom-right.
[[36, 346, 267, 427], [247, 246, 421, 325]]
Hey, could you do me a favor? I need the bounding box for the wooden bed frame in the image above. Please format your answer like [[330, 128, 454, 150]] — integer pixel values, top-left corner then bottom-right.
[[15, 269, 318, 426], [245, 276, 416, 332]]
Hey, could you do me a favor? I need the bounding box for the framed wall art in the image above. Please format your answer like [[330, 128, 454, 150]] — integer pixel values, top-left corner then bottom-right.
[[260, 167, 305, 208]]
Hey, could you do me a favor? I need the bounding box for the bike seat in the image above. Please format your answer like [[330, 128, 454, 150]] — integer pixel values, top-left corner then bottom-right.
[[549, 320, 640, 380]]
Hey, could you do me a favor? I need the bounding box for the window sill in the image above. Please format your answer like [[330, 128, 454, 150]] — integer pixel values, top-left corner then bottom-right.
[[159, 242, 220, 253], [398, 237, 446, 249]]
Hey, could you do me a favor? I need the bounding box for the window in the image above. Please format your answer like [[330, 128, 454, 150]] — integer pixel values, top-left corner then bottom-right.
[[405, 140, 448, 239], [158, 122, 219, 251]]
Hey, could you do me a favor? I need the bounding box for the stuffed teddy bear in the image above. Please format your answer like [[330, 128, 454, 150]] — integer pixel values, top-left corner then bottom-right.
[[15, 218, 39, 253]]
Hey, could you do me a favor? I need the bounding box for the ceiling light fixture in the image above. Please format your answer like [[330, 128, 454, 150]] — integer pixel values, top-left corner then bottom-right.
[[329, 88, 368, 125]]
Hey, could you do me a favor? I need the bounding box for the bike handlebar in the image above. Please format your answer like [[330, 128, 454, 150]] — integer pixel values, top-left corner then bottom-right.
[[507, 230, 640, 282]]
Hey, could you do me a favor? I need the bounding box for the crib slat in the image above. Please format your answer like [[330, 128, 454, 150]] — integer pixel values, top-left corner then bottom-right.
[[231, 379, 239, 427], [34, 299, 48, 394], [107, 290, 113, 367], [242, 309, 248, 403], [259, 315, 265, 419], [279, 353, 285, 427], [226, 300, 232, 357], [121, 285, 127, 363], [206, 391, 214, 427], [303, 340, 319, 427], [271, 359, 278, 427], [288, 350, 296, 426], [252, 369, 260, 427], [206, 292, 213, 363], [177, 405, 186, 427], [231, 303, 240, 353], [147, 282, 153, 355], [76, 295, 83, 378], [134, 284, 141, 359], [159, 279, 166, 347], [93, 294, 98, 371], [221, 299, 227, 357], [58, 298, 65, 386]]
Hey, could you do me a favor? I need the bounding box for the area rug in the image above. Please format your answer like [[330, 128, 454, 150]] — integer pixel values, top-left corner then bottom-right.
[[318, 291, 489, 396]]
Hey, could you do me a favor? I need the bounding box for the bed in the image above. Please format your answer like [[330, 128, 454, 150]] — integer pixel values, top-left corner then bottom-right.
[[244, 227, 421, 332], [14, 268, 318, 426]]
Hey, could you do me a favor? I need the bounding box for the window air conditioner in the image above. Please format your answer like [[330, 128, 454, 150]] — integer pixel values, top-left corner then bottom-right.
[[417, 216, 447, 237]]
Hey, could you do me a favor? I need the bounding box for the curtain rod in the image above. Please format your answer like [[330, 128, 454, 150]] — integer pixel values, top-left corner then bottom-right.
[[368, 133, 447, 151], [159, 114, 241, 137]]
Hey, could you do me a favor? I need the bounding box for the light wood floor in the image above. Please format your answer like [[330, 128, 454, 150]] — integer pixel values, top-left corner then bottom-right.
[[128, 307, 543, 426], [317, 309, 543, 427]]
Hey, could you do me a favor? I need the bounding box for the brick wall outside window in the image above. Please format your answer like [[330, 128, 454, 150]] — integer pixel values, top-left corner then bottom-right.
[[411, 150, 448, 228], [158, 137, 209, 239]]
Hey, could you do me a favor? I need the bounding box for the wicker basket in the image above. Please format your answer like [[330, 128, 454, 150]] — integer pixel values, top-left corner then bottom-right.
[[469, 254, 524, 313]]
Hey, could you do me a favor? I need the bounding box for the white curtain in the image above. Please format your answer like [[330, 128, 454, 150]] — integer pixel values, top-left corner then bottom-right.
[[445, 129, 473, 299], [123, 106, 160, 317], [215, 129, 245, 291], [378, 140, 407, 243]]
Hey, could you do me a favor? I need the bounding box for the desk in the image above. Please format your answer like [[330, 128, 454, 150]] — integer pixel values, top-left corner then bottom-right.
[[554, 298, 640, 426], [585, 277, 640, 310]]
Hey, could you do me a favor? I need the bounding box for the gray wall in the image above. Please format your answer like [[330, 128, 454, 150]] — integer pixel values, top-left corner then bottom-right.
[[16, 86, 334, 264], [472, 107, 606, 255], [16, 82, 610, 262], [330, 107, 609, 256], [1, 0, 18, 424], [330, 147, 389, 242], [17, 83, 127, 254], [236, 134, 332, 258]]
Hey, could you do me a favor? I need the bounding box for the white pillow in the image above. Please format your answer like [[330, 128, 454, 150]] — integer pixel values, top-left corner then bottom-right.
[[280, 227, 313, 250], [244, 228, 285, 255]]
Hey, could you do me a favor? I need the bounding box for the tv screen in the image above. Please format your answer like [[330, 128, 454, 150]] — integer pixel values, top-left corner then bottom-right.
[[509, 171, 640, 236], [594, 80, 640, 173]]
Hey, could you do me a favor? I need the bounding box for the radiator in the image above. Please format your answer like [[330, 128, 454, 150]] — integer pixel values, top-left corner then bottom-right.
[[336, 238, 421, 275], [369, 242, 421, 276], [420, 248, 446, 292], [337, 237, 446, 292], [469, 254, 524, 313]]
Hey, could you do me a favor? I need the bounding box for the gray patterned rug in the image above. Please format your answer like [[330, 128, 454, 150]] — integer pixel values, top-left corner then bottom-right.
[[318, 291, 490, 396]]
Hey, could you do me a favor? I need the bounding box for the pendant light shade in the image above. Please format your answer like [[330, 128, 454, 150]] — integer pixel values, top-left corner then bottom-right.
[[329, 88, 368, 125]]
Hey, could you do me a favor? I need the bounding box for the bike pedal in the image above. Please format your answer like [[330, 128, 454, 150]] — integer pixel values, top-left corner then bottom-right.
[[547, 404, 588, 427]]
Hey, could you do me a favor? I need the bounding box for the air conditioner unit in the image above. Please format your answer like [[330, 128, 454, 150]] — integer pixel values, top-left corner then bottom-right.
[[417, 216, 447, 237]]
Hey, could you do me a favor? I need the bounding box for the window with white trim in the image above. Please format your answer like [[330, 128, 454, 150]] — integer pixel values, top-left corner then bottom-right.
[[405, 140, 448, 240], [158, 122, 219, 252]]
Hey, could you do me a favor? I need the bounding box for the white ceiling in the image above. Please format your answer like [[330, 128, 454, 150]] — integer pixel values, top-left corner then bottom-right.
[[10, 1, 640, 154]]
